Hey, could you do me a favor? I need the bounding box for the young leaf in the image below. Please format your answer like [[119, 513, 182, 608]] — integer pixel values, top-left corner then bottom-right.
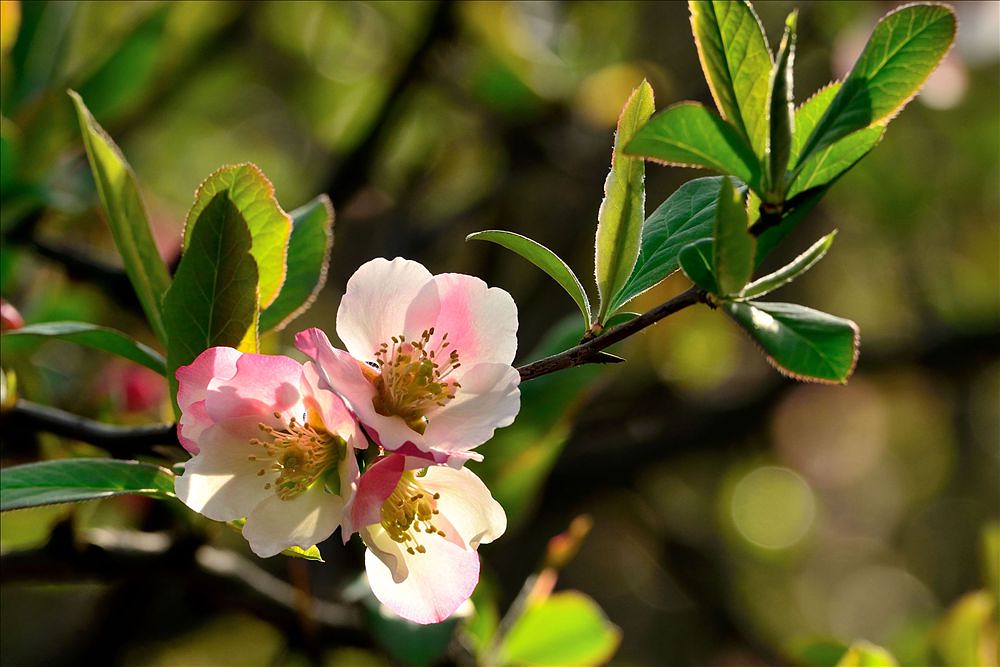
[[162, 192, 259, 410], [625, 102, 761, 190], [68, 90, 171, 345], [468, 230, 592, 326], [497, 591, 621, 666], [678, 239, 718, 294], [795, 3, 956, 166], [713, 177, 754, 296], [594, 80, 655, 324], [764, 11, 797, 200], [835, 641, 899, 667], [689, 0, 773, 156], [184, 164, 292, 310], [790, 127, 883, 197], [1, 459, 175, 511], [4, 321, 166, 375], [610, 176, 743, 313], [740, 231, 835, 300], [724, 300, 859, 383], [259, 195, 334, 332]]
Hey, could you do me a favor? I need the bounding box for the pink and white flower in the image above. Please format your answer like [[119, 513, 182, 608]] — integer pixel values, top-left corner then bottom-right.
[[174, 347, 365, 558], [344, 453, 507, 624], [296, 257, 520, 465]]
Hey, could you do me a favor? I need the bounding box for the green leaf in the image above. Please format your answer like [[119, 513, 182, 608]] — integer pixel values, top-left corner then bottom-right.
[[162, 192, 260, 413], [610, 176, 743, 312], [594, 80, 655, 324], [791, 83, 840, 165], [625, 102, 761, 190], [724, 300, 859, 383], [5, 321, 166, 375], [364, 596, 458, 666], [184, 164, 292, 310], [713, 177, 754, 296], [259, 195, 334, 332], [68, 90, 172, 345], [835, 641, 899, 667], [689, 0, 773, 156], [678, 239, 718, 294], [795, 3, 956, 166], [740, 231, 835, 300], [467, 230, 592, 327], [790, 127, 884, 197], [930, 591, 998, 667], [764, 11, 797, 199], [497, 591, 621, 666], [1, 459, 175, 511]]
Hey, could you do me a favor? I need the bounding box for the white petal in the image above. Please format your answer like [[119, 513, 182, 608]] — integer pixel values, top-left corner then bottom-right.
[[423, 465, 507, 548], [423, 363, 521, 454], [301, 362, 365, 447], [336, 258, 433, 361], [243, 484, 345, 558]]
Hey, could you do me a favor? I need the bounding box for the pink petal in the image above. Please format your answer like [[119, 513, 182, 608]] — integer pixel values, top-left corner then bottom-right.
[[243, 484, 345, 558], [336, 258, 433, 362], [347, 454, 405, 536], [422, 465, 506, 549], [176, 347, 242, 453], [204, 353, 304, 425], [423, 363, 521, 454], [301, 362, 365, 448]]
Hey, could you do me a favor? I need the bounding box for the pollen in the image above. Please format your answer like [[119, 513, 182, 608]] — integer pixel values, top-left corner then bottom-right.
[[379, 471, 445, 555], [249, 410, 345, 500], [371, 328, 461, 434]]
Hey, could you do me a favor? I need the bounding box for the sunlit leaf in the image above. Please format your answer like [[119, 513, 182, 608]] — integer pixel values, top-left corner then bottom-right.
[[260, 195, 334, 332], [1, 459, 175, 511], [594, 79, 654, 324], [5, 321, 166, 375], [764, 11, 796, 199], [69, 90, 172, 345], [739, 231, 835, 300], [795, 3, 956, 165], [724, 300, 859, 383], [497, 591, 621, 666], [468, 230, 592, 327], [678, 239, 718, 294], [790, 127, 883, 197], [835, 641, 899, 667], [931, 591, 998, 667], [626, 102, 761, 190], [689, 0, 773, 156], [712, 177, 754, 296]]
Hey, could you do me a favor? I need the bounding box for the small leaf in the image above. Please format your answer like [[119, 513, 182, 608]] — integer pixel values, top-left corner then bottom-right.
[[724, 300, 859, 383], [610, 176, 744, 312], [930, 591, 998, 667], [594, 80, 655, 324], [497, 591, 621, 666], [5, 321, 166, 375], [713, 177, 754, 296], [790, 127, 883, 197], [835, 641, 899, 667], [795, 3, 956, 166], [1, 459, 175, 511], [468, 230, 591, 326], [689, 0, 773, 156], [678, 239, 718, 294], [625, 102, 761, 190], [184, 164, 292, 310], [69, 90, 172, 345], [259, 195, 334, 332], [162, 192, 259, 414], [740, 231, 835, 300], [764, 11, 797, 200]]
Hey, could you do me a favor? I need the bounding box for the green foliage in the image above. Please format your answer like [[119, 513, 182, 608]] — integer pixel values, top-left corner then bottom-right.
[[712, 177, 754, 296], [364, 599, 458, 667], [689, 0, 772, 156], [162, 192, 260, 411], [259, 195, 334, 333], [467, 230, 592, 327], [0, 459, 175, 511], [496, 591, 621, 666], [930, 591, 998, 667], [625, 102, 760, 189], [4, 321, 166, 375], [739, 231, 835, 300], [795, 3, 957, 166], [183, 164, 292, 310], [594, 80, 654, 324], [69, 91, 172, 345], [835, 642, 899, 667], [724, 301, 859, 383], [678, 238, 718, 294], [764, 11, 796, 200]]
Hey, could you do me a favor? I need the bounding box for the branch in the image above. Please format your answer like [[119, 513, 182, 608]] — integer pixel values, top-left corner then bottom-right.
[[517, 287, 707, 382]]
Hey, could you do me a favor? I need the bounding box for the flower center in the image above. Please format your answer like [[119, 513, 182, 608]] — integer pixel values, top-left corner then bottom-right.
[[379, 471, 446, 555], [249, 409, 345, 500], [371, 328, 461, 434]]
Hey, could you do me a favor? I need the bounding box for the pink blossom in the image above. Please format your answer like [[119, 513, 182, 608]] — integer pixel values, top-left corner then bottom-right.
[[174, 347, 365, 558], [344, 453, 506, 624], [296, 257, 520, 465]]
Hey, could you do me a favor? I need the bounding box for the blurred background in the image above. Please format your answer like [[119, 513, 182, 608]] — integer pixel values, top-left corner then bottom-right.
[[1, 1, 997, 665]]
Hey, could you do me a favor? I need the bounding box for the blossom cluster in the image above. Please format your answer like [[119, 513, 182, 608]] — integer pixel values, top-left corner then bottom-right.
[[173, 258, 520, 624]]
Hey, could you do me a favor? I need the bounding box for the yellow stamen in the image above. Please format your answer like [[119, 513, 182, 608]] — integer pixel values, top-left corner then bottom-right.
[[379, 471, 445, 555], [249, 409, 345, 500]]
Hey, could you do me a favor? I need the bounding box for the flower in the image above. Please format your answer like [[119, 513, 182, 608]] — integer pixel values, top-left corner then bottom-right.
[[174, 347, 365, 558], [296, 257, 520, 465], [344, 453, 507, 624]]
